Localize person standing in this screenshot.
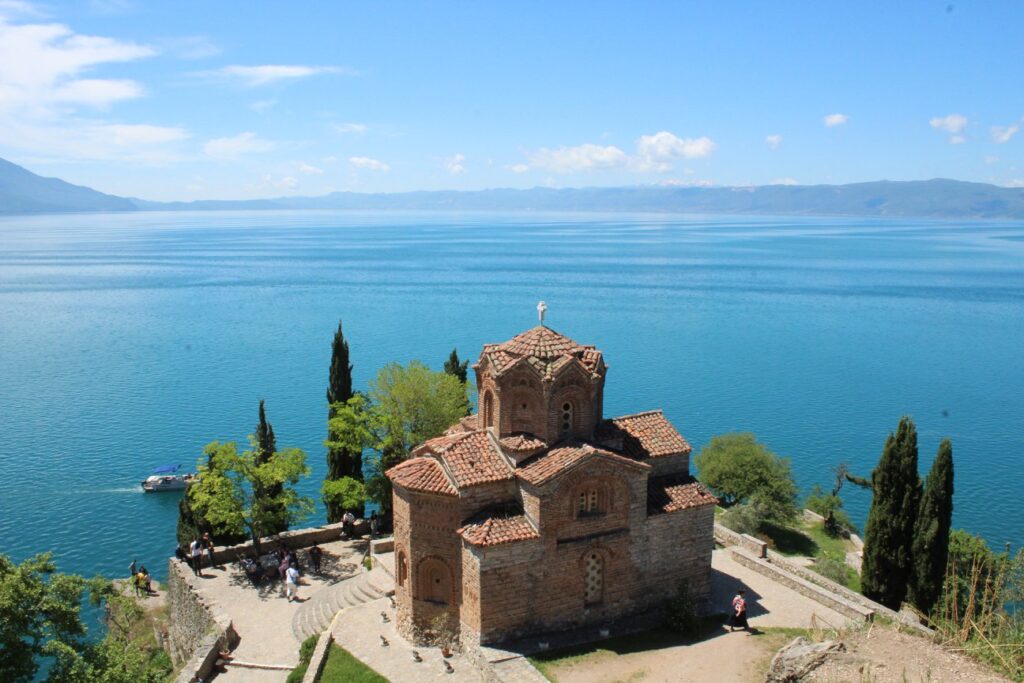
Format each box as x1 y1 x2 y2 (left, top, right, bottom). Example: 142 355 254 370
189 537 204 577
342 511 356 539
285 564 300 602
729 589 749 632
128 558 137 578
308 543 323 574
369 512 379 539
202 533 219 570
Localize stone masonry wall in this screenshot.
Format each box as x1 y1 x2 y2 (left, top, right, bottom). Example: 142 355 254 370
166 557 238 683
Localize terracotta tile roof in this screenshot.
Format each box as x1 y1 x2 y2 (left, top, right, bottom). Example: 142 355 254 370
500 433 547 452
480 326 603 378
516 442 649 486
598 410 692 459
458 513 539 547
386 457 456 497
647 476 718 514
446 414 479 435
418 430 513 488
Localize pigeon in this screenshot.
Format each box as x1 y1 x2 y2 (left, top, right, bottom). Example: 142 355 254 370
380 611 390 623
379 635 389 647
412 650 422 662
444 660 454 674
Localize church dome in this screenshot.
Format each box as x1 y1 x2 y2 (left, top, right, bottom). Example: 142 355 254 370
479 325 603 379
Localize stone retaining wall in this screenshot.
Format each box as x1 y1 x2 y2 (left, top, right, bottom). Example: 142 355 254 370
301 628 334 683
195 521 360 568
166 558 238 683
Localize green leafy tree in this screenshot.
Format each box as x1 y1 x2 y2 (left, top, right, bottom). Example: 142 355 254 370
443 347 469 385
909 439 955 614
325 321 359 522
694 432 799 524
189 439 314 556
366 361 469 518
861 416 922 609
324 394 377 517
255 400 288 535
176 447 247 547
322 476 369 514
0 556 169 683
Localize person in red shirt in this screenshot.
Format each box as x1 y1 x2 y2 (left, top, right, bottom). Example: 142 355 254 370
729 589 750 632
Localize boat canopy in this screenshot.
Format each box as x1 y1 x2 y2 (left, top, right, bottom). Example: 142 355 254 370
151 464 182 474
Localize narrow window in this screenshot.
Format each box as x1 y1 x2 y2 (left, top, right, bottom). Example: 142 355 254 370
584 552 603 605
397 551 408 587
483 391 494 428
577 488 600 516
560 401 574 436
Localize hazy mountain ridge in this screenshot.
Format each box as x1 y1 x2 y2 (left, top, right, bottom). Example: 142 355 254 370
3 157 1024 218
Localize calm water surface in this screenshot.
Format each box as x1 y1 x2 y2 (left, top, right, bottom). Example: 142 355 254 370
1 210 1022 582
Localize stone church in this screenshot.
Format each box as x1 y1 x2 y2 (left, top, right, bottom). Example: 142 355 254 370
386 322 717 645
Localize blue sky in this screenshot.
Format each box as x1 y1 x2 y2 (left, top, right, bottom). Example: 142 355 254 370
0 1 1022 201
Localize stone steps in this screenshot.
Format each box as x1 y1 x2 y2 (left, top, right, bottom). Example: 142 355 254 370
291 567 395 642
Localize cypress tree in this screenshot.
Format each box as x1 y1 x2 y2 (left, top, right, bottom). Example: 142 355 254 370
908 438 954 615
325 321 358 522
443 347 469 385
861 416 922 609
254 400 288 535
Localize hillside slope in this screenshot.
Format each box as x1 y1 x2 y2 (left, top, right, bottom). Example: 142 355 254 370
0 158 135 214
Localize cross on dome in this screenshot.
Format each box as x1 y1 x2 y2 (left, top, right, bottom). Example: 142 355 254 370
537 300 547 325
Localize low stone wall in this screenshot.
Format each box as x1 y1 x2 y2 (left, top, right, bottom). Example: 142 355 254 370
166 558 238 683
301 629 334 683
730 547 875 624
714 523 768 558
196 521 361 568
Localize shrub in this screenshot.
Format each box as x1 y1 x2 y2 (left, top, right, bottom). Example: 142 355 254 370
663 580 700 637
812 557 851 587
720 503 763 536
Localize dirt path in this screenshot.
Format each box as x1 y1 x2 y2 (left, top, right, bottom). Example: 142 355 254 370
546 628 788 683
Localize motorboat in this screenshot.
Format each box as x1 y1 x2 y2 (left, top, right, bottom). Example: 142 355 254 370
141 464 195 492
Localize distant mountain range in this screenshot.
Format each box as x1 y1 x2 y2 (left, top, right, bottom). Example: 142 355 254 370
3 156 1024 219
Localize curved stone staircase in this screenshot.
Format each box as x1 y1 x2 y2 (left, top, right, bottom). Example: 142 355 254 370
291 566 394 642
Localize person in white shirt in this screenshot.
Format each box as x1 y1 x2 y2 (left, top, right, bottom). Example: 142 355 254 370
285 565 300 602
189 538 203 577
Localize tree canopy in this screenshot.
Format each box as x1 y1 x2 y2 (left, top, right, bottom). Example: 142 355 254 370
189 439 313 556
694 432 798 524
443 347 469 385
909 438 955 614
861 416 922 609
325 321 359 521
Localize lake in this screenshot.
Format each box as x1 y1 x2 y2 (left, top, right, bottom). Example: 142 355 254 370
1 210 1022 582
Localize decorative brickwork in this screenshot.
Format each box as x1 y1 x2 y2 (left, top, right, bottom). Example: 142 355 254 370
387 325 716 646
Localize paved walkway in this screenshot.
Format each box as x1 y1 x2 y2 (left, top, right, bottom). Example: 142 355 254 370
186 538 368 682
332 597 486 683
709 548 850 630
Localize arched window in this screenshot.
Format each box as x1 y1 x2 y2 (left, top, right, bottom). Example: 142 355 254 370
577 489 600 517
560 401 574 437
584 552 603 605
482 391 494 428
397 551 408 588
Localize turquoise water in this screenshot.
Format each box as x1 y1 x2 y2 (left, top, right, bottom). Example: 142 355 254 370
1 211 1022 583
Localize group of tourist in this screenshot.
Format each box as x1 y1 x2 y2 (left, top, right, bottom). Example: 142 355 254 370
174 533 217 577
127 558 154 596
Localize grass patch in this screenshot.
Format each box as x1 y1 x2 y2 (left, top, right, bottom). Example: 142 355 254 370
528 620 722 681
285 635 320 683
760 521 818 556
319 643 387 683
758 519 861 589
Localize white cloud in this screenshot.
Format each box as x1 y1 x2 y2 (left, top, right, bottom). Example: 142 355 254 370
770 177 799 185
162 35 219 60
635 131 716 171
949 135 966 145
765 134 782 150
50 78 142 106
823 113 849 127
213 64 352 87
984 155 1000 165
507 163 530 174
297 162 323 175
100 123 189 145
0 1 44 18
249 99 276 112
930 114 968 134
1006 179 1024 188
660 178 713 187
203 131 274 160
529 143 628 173
991 123 1020 144
349 156 389 172
445 153 465 175
334 122 367 134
